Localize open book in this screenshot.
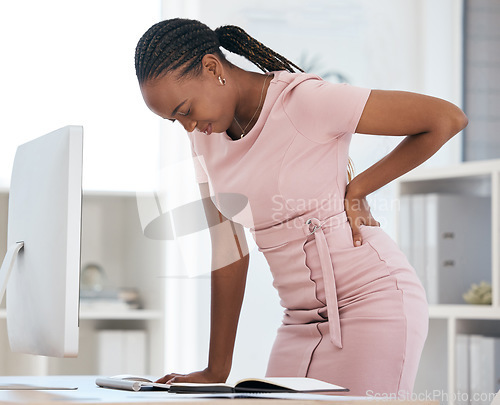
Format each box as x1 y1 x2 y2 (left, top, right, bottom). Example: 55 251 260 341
95 375 349 394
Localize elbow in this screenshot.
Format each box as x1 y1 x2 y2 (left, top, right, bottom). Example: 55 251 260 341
438 107 468 142
450 107 469 137
456 108 469 133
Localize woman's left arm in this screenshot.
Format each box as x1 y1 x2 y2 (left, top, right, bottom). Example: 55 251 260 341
345 89 468 246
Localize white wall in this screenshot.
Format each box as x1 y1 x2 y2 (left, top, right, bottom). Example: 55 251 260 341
0 0 162 192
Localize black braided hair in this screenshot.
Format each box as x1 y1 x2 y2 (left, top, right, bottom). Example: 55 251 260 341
135 18 303 84
215 25 303 74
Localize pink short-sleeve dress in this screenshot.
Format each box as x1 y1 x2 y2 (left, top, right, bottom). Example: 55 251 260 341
187 71 428 396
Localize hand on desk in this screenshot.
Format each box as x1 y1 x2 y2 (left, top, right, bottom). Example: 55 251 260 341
155 368 225 385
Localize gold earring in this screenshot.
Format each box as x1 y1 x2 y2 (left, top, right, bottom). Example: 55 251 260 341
218 76 226 85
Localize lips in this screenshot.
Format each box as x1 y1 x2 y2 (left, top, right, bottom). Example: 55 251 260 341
202 123 213 135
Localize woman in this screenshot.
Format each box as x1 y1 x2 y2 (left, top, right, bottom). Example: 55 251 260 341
135 18 467 396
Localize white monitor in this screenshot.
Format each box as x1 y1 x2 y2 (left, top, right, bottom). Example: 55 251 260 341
0 125 83 358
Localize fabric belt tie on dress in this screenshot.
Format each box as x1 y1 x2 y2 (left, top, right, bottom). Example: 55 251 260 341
251 211 347 350
305 216 343 349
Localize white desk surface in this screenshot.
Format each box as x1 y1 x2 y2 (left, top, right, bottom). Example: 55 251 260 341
0 376 440 405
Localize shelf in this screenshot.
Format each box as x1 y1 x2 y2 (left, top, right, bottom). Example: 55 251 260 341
80 309 163 320
0 188 147 199
399 158 500 404
399 158 500 182
82 189 139 198
0 309 163 321
5 305 498 321
1 189 167 376
9 305 500 320
429 304 500 320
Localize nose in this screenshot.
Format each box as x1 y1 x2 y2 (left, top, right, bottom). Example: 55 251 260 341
178 117 197 133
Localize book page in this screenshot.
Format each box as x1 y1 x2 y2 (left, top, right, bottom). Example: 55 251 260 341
234 377 348 392
168 382 234 394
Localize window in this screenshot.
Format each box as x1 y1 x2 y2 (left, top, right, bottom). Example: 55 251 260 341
463 0 500 161
0 0 162 191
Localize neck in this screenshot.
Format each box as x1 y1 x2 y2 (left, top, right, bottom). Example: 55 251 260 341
227 69 272 140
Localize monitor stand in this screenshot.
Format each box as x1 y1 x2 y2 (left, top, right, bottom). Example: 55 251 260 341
1 241 78 390
0 241 24 303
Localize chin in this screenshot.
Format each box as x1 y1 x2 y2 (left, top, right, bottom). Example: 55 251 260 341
213 123 230 135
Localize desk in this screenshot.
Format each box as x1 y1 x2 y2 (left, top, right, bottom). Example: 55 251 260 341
0 376 439 405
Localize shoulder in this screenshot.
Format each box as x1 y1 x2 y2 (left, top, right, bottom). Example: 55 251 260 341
272 71 372 143
280 72 367 102
274 71 370 114
273 71 325 99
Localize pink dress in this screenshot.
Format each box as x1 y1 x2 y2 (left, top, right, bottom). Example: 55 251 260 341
187 71 428 396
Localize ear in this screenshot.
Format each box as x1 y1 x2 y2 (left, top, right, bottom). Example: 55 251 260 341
201 54 224 81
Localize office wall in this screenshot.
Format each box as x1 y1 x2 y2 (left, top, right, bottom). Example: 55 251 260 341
0 0 162 192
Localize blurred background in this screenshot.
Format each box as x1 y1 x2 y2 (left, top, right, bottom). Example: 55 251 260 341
0 0 498 401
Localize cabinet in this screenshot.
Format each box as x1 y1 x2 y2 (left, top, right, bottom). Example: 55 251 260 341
396 159 500 404
0 189 167 376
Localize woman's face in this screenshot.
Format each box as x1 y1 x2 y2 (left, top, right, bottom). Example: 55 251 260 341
140 58 236 135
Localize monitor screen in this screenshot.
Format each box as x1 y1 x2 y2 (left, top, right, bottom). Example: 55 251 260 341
0 125 82 358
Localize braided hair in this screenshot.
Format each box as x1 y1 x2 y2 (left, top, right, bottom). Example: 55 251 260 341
134 18 355 182
135 18 303 84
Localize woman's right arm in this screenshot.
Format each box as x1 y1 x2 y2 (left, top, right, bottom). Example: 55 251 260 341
156 182 249 384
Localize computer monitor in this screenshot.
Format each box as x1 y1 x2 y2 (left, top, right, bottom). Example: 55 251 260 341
0 125 83 358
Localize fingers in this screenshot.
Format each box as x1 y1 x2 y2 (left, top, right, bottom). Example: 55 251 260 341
350 222 363 247
349 217 380 247
167 375 189 384
344 192 380 247
155 373 182 384
347 214 363 247
156 372 206 384
365 217 381 227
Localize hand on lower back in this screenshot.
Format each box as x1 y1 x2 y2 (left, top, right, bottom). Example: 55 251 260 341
344 193 380 247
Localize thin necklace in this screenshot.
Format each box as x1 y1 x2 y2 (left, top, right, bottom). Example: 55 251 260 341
233 74 270 139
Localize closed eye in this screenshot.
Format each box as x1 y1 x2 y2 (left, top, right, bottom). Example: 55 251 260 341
164 107 190 123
